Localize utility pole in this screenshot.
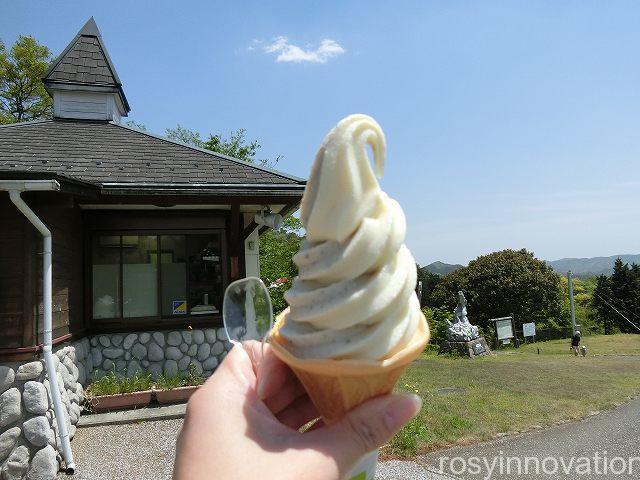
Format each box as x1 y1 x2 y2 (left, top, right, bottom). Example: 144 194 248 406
568 271 576 334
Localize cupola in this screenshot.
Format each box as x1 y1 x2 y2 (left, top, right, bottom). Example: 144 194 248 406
42 17 130 121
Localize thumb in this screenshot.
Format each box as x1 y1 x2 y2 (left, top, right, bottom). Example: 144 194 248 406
305 393 422 472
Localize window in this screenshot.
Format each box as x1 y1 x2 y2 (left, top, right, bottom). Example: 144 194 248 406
92 232 225 322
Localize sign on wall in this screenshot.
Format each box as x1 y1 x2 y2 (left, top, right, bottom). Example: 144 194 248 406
172 300 187 315
523 322 536 338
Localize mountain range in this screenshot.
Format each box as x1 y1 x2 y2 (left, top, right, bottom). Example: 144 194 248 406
422 254 640 277
545 254 640 276
422 261 464 275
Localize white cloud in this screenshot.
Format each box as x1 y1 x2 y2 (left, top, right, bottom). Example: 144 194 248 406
260 36 345 63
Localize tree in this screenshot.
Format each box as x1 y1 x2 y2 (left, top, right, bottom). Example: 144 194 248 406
165 124 203 147
592 259 640 334
165 124 280 167
0 36 52 124
591 275 616 334
259 216 304 314
415 266 442 307
430 249 563 336
558 275 598 334
125 120 147 131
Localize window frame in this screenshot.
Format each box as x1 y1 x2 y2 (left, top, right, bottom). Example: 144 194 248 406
88 228 228 332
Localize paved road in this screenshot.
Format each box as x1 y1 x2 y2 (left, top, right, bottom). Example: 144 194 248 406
62 397 639 479
378 396 640 480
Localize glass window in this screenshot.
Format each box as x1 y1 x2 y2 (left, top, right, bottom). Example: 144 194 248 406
122 235 158 318
160 235 187 316
187 234 223 315
91 232 224 321
92 235 121 319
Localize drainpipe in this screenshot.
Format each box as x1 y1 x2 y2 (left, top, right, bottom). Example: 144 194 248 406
1 180 76 475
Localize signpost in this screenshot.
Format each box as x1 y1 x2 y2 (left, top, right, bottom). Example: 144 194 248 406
522 322 536 341
490 315 518 348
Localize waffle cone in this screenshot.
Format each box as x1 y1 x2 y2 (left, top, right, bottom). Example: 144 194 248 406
269 309 430 424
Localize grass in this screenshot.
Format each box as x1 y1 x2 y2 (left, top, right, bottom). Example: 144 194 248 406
387 334 640 458
86 364 205 397
86 371 153 396
519 333 640 355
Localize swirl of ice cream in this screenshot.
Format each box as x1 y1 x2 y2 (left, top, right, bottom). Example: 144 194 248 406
279 114 422 360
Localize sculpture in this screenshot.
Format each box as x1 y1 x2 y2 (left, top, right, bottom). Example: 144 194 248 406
446 291 480 342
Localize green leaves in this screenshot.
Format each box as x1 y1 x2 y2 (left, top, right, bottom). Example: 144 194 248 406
165 124 281 167
259 216 304 315
0 35 52 124
430 249 563 338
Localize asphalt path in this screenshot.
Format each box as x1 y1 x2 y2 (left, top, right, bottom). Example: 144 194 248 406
378 396 640 480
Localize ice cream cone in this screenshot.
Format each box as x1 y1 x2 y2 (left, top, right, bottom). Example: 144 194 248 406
269 308 430 424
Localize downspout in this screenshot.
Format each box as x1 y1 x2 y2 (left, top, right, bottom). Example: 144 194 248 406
1 180 76 475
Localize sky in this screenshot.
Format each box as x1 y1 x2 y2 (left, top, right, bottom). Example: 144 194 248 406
3 1 640 265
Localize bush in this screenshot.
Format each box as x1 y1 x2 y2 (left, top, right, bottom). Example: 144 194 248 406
422 306 453 345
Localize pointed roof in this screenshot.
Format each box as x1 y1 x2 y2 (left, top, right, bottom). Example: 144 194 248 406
43 17 130 113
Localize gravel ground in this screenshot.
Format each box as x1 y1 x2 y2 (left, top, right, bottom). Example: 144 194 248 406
56 419 183 480
376 460 460 479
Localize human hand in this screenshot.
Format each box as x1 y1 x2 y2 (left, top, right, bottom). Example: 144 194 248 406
173 341 422 480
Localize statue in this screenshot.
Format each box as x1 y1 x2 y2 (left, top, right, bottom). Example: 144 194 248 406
446 291 480 342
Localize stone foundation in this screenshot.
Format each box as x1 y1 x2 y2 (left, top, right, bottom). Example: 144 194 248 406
0 340 88 480
440 337 492 358
88 328 232 380
0 327 232 479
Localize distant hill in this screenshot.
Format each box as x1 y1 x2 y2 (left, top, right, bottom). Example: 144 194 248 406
422 261 464 276
546 254 640 277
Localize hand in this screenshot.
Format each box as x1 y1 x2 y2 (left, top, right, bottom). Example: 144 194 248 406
173 341 422 480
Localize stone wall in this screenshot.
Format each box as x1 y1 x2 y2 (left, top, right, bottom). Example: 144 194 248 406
0 328 232 480
0 339 89 480
88 328 232 380
0 327 231 479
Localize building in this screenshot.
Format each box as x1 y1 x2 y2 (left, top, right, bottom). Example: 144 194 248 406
0 18 304 477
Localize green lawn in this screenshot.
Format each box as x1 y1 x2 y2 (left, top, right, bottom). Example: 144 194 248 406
519 333 640 355
387 334 640 458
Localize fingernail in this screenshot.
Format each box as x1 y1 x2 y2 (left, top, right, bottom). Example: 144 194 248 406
383 394 422 431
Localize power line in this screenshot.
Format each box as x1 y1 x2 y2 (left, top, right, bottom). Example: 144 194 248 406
593 293 640 333
595 294 640 322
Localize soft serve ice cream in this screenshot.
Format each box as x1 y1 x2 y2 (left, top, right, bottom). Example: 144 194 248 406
278 114 422 360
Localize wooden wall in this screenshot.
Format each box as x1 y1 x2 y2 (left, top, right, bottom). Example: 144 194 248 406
0 192 84 351
0 194 33 348
31 192 85 342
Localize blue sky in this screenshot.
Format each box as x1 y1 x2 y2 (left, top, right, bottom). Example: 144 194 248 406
3 1 640 265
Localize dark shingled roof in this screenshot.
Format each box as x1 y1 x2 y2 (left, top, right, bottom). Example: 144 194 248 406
43 17 130 113
0 119 305 191
46 36 117 85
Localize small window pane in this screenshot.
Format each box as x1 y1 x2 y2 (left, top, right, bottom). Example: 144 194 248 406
160 235 187 316
123 235 158 318
92 235 120 319
188 234 223 315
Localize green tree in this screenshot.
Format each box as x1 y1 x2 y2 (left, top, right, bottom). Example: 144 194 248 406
165 124 280 167
559 275 598 334
591 274 616 334
415 266 442 307
596 259 640 334
430 249 564 336
0 36 52 124
259 216 304 315
165 124 203 147
421 306 452 344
